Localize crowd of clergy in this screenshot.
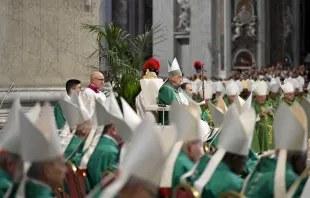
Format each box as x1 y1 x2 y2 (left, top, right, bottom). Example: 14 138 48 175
0 57 310 198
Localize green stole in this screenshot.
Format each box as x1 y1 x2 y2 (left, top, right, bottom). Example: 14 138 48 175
0 168 12 197
244 158 298 198
54 103 66 130
157 81 183 125
222 96 232 107
172 150 195 197
25 179 54 198
185 155 243 198
86 135 120 189
251 98 274 153
201 105 214 127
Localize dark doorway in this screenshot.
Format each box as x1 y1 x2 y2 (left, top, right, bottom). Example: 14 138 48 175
300 0 310 63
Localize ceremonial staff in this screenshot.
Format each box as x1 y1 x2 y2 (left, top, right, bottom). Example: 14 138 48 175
0 83 15 109
201 64 205 99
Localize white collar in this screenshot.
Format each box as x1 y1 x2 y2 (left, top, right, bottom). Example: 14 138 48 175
103 134 118 145
64 94 71 102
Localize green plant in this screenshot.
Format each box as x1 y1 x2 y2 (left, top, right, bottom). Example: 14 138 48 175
82 22 165 108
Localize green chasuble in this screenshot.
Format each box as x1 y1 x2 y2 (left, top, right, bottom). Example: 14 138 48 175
252 98 274 153
25 179 55 198
282 98 297 106
172 150 195 196
0 168 12 197
240 149 259 178
87 135 120 189
54 103 66 130
158 81 183 125
244 158 298 198
223 96 233 107
269 94 281 108
201 105 214 127
64 136 84 165
186 155 243 198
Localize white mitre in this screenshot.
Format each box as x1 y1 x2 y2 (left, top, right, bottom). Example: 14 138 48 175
189 104 256 194
273 102 308 198
59 92 91 129
98 119 177 198
20 103 62 162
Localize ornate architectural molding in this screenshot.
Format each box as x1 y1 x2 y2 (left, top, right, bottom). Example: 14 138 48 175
232 0 257 41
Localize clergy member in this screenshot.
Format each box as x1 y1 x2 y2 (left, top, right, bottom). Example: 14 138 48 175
199 83 214 127
281 82 296 106
157 58 188 125
83 71 107 116
54 79 82 130
15 103 67 198
252 81 275 153
180 104 256 198
223 82 239 107
159 102 208 198
91 119 177 198
0 99 26 197
243 102 308 198
59 92 92 165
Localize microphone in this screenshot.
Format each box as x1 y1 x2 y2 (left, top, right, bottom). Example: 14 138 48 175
0 83 15 109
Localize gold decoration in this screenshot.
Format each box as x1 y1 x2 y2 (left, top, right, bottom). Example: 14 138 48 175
143 69 158 79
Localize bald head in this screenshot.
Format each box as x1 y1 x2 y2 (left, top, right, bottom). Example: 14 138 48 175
90 71 104 89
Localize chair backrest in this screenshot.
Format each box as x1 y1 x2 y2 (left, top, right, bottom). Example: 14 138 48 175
218 191 247 198
174 183 201 198
65 161 86 198
140 79 163 106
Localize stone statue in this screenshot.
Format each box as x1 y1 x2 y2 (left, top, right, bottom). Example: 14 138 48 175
177 0 190 32
283 6 293 39
232 16 244 41
238 5 252 24
246 16 256 40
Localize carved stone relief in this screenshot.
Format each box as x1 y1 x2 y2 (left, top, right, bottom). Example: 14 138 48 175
176 0 190 33
232 0 257 41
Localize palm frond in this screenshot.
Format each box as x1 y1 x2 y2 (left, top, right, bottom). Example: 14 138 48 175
82 22 165 107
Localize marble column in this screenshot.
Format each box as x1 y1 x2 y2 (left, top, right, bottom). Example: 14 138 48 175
223 0 232 77
292 0 300 66
189 0 214 79
153 0 174 77
257 0 266 68
99 0 112 71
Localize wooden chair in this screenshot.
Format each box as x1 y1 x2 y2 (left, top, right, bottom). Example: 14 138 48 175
219 191 247 198
65 161 87 198
174 183 201 198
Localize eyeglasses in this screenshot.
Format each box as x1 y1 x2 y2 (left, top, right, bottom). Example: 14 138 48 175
94 78 105 81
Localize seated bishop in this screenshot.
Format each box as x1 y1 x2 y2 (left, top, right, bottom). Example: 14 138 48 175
243 102 308 198
83 94 134 190
87 118 178 198
14 103 67 198
179 103 256 198
223 82 240 107
159 102 210 198
0 98 40 197
157 58 189 125
59 92 94 166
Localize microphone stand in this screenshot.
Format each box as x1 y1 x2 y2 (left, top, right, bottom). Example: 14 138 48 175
0 83 15 109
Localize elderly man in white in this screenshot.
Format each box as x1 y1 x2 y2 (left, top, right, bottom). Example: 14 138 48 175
83 71 107 116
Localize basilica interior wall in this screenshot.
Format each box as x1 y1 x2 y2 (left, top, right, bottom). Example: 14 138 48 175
0 0 100 88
